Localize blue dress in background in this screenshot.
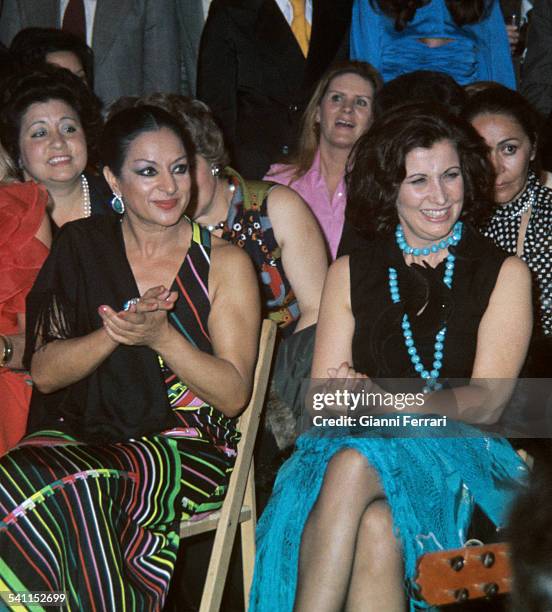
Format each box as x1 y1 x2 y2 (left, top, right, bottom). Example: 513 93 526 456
350 0 515 87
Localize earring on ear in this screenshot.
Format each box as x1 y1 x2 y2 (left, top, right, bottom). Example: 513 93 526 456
211 163 222 177
110 193 125 215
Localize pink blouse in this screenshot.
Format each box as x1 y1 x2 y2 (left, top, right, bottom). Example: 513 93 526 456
265 150 346 260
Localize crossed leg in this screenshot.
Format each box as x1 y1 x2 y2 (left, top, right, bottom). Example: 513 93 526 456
294 448 405 612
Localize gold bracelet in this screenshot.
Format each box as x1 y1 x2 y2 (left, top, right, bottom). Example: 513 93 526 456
0 334 14 367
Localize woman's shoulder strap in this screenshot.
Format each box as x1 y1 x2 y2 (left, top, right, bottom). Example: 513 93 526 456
190 219 212 249
225 166 273 210
243 179 274 210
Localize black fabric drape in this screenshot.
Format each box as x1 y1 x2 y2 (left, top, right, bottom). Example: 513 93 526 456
25 215 177 443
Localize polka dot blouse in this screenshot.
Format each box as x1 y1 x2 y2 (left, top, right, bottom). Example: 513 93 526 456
483 172 552 336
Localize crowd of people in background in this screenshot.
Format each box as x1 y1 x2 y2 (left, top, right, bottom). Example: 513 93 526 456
0 0 551 611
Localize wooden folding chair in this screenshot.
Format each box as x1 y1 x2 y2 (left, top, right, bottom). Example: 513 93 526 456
179 319 277 612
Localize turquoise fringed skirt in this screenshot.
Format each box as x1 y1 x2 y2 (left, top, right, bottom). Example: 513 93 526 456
250 420 527 611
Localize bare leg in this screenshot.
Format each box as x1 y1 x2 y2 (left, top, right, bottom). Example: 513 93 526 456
345 500 405 612
294 448 403 612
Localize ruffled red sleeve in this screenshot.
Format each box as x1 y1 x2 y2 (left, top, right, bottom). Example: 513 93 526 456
0 181 49 334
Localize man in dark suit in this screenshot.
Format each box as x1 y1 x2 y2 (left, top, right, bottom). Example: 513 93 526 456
0 0 199 106
197 0 353 179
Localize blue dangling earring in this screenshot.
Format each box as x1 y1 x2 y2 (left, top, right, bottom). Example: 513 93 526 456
111 193 125 215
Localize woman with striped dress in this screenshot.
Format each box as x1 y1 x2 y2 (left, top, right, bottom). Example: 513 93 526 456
0 105 260 610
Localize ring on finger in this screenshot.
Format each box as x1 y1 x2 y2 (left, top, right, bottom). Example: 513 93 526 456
123 297 141 311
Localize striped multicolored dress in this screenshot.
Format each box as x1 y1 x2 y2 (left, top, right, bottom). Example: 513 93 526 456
0 222 240 611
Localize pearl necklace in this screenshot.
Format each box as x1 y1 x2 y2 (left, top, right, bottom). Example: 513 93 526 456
395 221 463 256
205 220 226 233
203 181 235 233
500 182 536 219
81 174 91 218
389 223 462 393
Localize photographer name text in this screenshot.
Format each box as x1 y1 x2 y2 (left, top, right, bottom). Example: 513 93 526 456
312 414 447 428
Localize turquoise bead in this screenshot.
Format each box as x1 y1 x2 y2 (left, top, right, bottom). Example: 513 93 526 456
388 228 460 391
395 221 462 257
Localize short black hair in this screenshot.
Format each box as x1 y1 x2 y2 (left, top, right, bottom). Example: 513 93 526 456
100 105 194 177
10 27 94 86
463 84 540 148
107 93 230 167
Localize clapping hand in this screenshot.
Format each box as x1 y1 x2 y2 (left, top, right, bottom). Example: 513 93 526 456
98 285 178 348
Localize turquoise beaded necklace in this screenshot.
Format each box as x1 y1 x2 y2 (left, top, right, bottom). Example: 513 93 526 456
388 221 463 393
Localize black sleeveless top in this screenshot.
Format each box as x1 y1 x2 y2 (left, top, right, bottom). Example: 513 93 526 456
350 224 509 379
25 215 218 443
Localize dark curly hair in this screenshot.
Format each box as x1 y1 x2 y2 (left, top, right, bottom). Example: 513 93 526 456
371 0 492 30
107 93 229 168
10 27 94 86
0 65 102 174
345 102 495 239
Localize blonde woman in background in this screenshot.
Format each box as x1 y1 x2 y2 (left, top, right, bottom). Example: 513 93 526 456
266 61 382 260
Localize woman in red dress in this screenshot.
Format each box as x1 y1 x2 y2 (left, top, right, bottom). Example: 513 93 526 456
0 178 50 454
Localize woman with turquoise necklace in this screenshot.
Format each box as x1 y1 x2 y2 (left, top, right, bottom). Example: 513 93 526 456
250 103 532 611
